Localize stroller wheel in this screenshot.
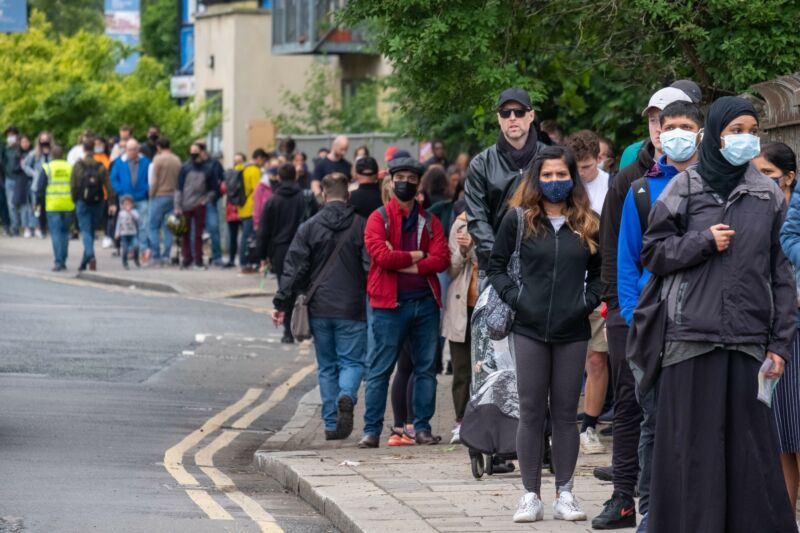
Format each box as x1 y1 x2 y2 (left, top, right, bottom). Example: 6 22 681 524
484 454 494 476
470 454 485 479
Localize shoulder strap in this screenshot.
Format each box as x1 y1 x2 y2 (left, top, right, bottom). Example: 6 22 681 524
514 207 524 253
631 176 651 234
378 205 389 235
305 216 359 302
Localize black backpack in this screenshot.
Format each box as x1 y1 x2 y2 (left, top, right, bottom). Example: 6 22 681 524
225 166 248 207
630 176 652 233
79 160 104 203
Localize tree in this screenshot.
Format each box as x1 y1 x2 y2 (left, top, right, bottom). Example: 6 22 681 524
341 0 800 150
270 61 390 135
28 0 104 36
141 0 180 72
0 11 215 155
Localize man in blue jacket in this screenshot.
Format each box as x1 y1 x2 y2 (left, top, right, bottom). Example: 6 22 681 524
616 100 703 532
111 139 151 256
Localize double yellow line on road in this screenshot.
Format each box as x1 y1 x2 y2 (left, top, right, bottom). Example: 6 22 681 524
163 363 316 532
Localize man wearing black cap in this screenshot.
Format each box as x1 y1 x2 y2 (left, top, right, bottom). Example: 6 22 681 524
349 156 383 218
360 156 451 448
465 87 545 280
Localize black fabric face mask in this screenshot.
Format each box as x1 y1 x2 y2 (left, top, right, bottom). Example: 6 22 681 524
393 181 417 202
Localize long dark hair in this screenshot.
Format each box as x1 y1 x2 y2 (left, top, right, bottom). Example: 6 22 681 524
760 142 797 175
509 145 598 253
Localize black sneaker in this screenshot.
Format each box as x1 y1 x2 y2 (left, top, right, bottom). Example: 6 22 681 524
593 465 613 482
335 396 354 439
592 491 636 529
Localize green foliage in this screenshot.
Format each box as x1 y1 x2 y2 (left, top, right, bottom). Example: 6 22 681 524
0 12 213 155
270 61 389 135
28 0 104 36
141 0 180 72
342 0 800 151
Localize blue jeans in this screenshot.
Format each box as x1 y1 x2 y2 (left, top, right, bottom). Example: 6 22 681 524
637 386 658 515
148 196 173 260
134 199 149 251
205 198 222 261
310 318 367 431
239 217 253 266
120 235 139 266
46 211 71 267
363 297 440 436
75 200 104 261
6 178 22 235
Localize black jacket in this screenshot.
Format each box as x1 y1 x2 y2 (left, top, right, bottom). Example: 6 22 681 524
599 139 655 308
488 209 602 343
641 165 795 360
348 182 383 219
256 181 317 275
465 142 545 270
274 202 369 321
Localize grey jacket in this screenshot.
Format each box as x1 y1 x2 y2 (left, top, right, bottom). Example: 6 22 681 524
640 165 796 361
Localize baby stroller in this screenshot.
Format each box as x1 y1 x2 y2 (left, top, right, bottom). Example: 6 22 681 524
460 288 519 479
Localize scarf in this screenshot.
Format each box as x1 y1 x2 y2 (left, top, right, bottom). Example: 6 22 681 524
697 96 758 198
497 124 539 171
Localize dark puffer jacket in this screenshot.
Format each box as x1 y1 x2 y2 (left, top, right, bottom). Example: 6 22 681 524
273 202 369 321
465 142 546 271
641 165 796 360
488 209 602 343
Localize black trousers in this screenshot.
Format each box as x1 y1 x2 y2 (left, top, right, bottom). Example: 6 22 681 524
649 349 795 533
606 306 642 498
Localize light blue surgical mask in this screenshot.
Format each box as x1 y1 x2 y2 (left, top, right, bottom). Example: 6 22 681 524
720 133 760 166
660 128 699 162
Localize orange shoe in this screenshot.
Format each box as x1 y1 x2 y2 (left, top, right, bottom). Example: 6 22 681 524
387 429 415 446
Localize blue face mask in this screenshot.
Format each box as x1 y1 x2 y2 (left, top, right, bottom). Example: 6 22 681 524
719 133 760 166
539 178 573 203
660 128 698 162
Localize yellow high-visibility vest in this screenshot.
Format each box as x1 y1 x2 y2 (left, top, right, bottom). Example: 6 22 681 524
44 160 75 212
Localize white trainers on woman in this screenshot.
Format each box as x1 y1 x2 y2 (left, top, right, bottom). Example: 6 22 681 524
553 491 587 521
513 492 544 523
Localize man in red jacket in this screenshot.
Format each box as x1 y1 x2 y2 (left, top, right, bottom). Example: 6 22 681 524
359 157 451 448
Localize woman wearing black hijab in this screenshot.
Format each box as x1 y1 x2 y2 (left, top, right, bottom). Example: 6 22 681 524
640 96 797 532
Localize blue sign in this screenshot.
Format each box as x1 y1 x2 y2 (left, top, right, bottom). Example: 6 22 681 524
180 26 195 74
105 0 141 74
0 0 27 33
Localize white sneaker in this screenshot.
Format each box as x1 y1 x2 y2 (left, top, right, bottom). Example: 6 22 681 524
23 228 32 238
101 236 113 249
513 492 543 523
35 228 43 239
580 427 606 454
449 424 461 444
553 491 587 521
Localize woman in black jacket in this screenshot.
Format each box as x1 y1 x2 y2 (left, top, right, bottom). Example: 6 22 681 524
641 97 796 533
489 145 601 524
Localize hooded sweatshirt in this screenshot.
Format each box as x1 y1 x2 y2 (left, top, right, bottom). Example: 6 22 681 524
274 202 369 321
617 155 682 323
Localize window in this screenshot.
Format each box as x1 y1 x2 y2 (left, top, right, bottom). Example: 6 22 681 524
206 90 223 158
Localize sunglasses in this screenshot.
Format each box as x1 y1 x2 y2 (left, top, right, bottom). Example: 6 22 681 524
498 108 529 119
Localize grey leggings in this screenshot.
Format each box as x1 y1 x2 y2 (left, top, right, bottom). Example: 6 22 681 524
513 333 587 495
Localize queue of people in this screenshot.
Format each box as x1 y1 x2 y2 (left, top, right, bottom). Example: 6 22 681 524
6 83 800 532
267 84 800 533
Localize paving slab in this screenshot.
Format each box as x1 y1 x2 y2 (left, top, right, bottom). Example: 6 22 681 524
255 371 636 533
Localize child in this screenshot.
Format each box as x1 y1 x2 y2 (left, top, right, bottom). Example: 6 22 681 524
115 194 140 269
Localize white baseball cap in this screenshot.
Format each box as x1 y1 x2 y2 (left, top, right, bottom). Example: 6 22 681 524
641 87 693 116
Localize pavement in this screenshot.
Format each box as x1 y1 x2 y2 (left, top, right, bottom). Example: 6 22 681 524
0 234 277 304
255 377 633 533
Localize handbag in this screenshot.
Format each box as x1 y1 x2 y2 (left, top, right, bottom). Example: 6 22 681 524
290 216 357 341
485 207 524 340
625 273 677 399
626 172 690 399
